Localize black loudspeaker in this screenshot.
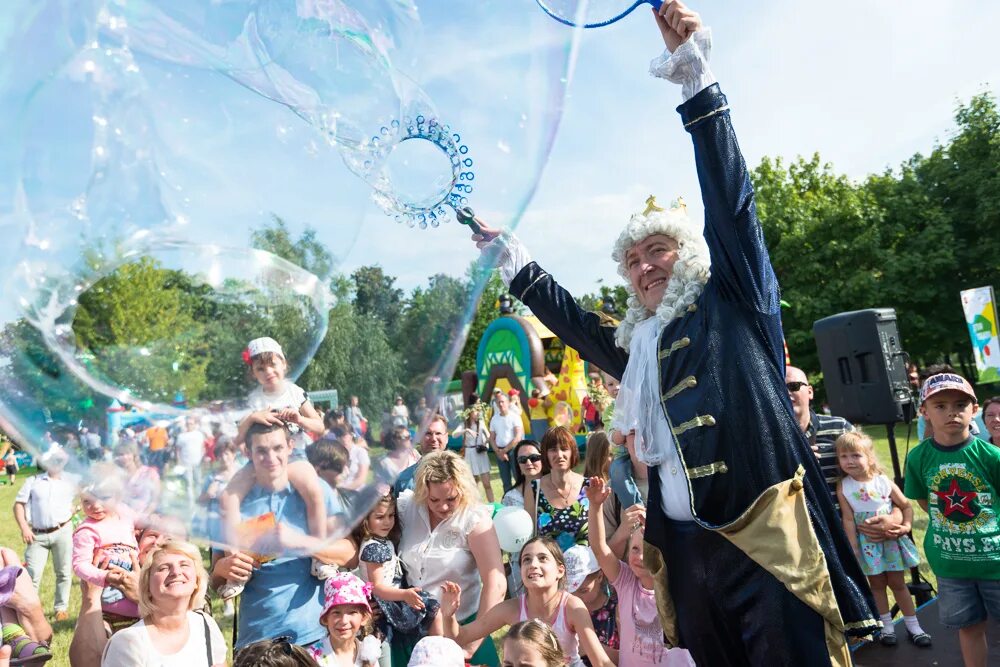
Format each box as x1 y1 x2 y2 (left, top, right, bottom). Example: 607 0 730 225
812 308 912 424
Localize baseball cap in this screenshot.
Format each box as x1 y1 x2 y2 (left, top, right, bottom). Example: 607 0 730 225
920 373 977 404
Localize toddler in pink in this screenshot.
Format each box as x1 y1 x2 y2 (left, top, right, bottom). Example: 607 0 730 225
72 478 140 627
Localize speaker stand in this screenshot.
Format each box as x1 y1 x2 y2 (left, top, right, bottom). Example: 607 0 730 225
885 422 936 608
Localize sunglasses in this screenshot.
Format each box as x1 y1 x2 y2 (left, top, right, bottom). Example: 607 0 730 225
517 454 542 464
786 381 809 392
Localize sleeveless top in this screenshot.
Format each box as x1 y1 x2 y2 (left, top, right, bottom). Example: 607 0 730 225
518 593 584 667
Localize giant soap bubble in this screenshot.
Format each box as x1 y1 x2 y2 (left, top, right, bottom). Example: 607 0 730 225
0 0 581 554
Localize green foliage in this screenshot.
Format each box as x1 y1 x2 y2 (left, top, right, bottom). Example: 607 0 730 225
352 265 404 332
72 257 211 404
576 281 630 319
753 154 886 375
753 91 1000 384
393 273 469 396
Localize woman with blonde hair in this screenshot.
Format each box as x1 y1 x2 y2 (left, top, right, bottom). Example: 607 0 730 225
101 540 227 666
397 451 505 667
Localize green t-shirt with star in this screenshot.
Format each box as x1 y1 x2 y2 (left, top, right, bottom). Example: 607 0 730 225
904 436 1000 579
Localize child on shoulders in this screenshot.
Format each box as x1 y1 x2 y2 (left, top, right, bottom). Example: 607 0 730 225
218 337 330 600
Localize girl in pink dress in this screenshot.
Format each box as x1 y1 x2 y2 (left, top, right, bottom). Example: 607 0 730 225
586 477 695 667
72 477 140 632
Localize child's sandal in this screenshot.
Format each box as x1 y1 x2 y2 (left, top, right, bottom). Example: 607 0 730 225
906 630 932 648
2 625 53 666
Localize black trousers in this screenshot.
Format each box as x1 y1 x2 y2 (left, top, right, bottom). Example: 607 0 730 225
660 518 836 667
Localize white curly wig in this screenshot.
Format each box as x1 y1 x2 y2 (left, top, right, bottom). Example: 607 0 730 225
611 206 711 349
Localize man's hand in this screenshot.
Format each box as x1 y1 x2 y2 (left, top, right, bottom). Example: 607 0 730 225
106 551 142 602
470 219 502 249
19 528 34 545
213 551 255 584
654 1 702 53
858 511 904 543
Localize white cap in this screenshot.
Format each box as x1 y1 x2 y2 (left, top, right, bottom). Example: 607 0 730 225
407 637 465 667
563 544 601 593
246 337 284 359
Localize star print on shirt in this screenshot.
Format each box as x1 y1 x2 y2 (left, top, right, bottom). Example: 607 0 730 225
933 478 977 518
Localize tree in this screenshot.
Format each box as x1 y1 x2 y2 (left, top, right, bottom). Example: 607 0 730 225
251 215 334 280
752 154 887 375
352 265 404 332
394 273 469 394
72 258 211 404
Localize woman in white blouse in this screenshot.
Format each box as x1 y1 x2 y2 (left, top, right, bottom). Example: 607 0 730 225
398 451 505 667
102 540 226 667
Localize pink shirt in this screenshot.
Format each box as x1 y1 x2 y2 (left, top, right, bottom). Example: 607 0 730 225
72 505 140 617
612 562 695 667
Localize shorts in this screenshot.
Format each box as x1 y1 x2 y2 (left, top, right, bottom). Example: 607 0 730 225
937 577 1000 628
5 465 15 475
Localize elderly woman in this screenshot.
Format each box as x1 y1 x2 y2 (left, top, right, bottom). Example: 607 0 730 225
102 539 227 666
114 443 161 516
524 427 589 551
397 451 505 667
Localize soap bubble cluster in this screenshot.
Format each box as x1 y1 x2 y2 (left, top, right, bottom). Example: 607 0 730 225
0 0 580 551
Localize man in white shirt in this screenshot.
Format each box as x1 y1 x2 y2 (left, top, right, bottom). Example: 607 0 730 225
489 393 523 493
12 448 76 620
174 417 207 508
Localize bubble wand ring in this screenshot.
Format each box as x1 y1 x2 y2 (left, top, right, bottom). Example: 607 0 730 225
366 115 474 230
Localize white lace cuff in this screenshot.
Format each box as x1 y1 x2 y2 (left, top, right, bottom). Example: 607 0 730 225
649 28 715 101
482 230 532 287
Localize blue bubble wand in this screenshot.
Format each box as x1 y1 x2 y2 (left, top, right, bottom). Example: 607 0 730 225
536 0 662 29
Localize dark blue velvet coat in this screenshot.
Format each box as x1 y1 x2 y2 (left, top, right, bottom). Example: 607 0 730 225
508 84 877 636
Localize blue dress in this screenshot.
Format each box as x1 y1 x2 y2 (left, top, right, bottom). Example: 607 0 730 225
360 537 439 639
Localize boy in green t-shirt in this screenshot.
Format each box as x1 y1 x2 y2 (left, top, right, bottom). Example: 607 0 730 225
904 372 1000 667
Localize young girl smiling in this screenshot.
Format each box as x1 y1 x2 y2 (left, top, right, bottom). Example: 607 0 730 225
439 536 614 667
355 494 442 641
310 573 383 667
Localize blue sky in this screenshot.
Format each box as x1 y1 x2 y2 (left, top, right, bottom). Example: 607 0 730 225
2 0 999 323
356 0 1000 298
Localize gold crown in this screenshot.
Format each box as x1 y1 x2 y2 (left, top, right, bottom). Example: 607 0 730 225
642 194 687 216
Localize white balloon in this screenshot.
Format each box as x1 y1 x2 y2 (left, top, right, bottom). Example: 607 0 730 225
493 507 534 554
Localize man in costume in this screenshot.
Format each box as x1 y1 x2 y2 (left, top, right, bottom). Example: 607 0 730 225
470 3 877 664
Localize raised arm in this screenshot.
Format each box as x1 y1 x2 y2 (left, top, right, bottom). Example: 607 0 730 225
438 582 517 648
585 477 622 583
469 220 628 379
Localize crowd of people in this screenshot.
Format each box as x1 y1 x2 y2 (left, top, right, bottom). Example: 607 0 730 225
1 3 999 667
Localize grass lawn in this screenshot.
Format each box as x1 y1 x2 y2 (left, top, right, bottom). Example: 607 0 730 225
0 427 933 665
